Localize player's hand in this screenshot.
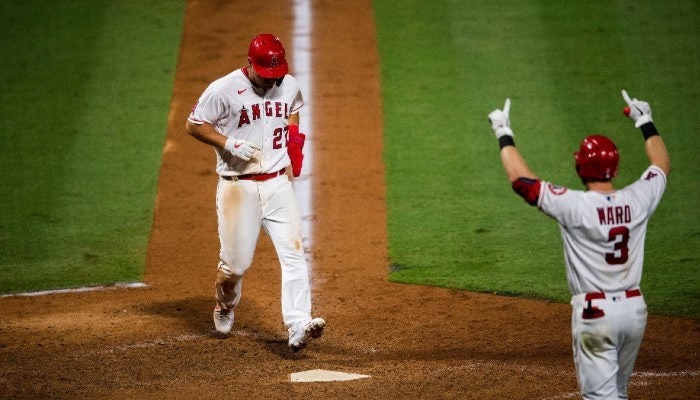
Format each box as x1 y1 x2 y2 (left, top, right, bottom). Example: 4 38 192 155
225 138 261 161
621 90 653 128
488 98 514 138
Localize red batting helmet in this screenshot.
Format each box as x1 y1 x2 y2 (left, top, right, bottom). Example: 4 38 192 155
574 135 619 181
248 34 289 78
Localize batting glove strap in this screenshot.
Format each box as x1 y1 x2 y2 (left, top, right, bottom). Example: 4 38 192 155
499 135 515 149
634 112 653 128
640 122 659 140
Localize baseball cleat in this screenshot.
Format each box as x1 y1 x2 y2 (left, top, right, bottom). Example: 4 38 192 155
213 307 234 334
288 317 326 352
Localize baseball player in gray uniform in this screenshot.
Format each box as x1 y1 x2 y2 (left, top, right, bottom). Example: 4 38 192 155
185 33 324 352
487 90 670 399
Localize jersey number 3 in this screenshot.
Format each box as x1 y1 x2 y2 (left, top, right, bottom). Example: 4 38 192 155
606 226 630 264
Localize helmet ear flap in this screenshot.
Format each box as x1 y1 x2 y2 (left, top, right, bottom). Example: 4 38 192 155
574 151 582 176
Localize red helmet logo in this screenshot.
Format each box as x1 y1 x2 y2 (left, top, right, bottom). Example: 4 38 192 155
574 135 619 181
247 34 289 78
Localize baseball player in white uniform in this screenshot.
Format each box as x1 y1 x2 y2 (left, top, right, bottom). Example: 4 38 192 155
487 90 670 399
185 33 325 352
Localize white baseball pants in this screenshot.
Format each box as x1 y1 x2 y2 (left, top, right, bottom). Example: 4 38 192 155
214 174 312 328
570 292 647 400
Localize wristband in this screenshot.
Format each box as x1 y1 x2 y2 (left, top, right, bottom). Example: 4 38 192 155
640 122 659 140
499 135 515 149
224 136 236 153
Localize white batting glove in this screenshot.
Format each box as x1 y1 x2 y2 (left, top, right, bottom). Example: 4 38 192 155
224 137 261 161
621 90 653 128
488 98 514 138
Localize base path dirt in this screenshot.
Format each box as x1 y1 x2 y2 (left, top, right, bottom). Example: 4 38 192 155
0 1 697 399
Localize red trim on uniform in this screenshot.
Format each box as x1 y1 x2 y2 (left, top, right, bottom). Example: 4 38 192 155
584 289 641 301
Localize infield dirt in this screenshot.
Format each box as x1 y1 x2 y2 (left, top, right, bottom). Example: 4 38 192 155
0 1 697 399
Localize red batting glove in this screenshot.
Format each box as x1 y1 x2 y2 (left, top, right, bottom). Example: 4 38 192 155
287 124 305 177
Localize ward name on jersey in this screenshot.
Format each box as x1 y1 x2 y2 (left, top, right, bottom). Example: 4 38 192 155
597 205 631 226
533 165 667 294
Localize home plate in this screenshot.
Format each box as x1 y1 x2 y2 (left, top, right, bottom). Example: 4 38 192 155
290 369 371 382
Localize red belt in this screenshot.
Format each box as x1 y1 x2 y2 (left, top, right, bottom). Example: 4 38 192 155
584 289 641 301
223 168 286 182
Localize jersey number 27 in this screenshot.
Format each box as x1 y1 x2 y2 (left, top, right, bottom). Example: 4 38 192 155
272 126 289 149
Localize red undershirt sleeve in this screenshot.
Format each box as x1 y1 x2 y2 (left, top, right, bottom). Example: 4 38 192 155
512 177 541 206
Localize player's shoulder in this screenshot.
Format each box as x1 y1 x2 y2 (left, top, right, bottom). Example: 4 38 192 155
623 165 666 189
640 165 667 183
279 74 299 88
282 73 298 83
540 181 576 197
208 69 246 89
619 165 667 198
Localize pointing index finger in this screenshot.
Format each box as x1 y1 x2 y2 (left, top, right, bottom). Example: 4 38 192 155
621 90 632 105
503 98 511 115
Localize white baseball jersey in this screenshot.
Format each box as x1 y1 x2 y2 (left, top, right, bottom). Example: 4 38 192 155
188 67 317 335
187 68 304 176
536 165 667 295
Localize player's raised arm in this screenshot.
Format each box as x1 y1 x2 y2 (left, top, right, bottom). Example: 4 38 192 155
621 90 671 175
487 98 538 183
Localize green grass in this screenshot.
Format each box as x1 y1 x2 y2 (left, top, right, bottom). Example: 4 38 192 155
0 1 186 293
374 0 699 318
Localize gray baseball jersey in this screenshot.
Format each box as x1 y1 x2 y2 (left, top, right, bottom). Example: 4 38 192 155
537 165 667 294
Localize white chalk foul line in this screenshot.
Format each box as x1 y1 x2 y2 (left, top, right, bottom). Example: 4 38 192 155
1 282 148 298
633 370 700 378
538 370 700 400
96 334 204 354
90 329 269 355
76 331 699 391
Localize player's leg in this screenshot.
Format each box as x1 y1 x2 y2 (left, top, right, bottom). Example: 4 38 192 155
215 261 244 311
260 176 313 327
571 298 620 400
615 297 647 399
213 179 263 332
260 176 324 350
